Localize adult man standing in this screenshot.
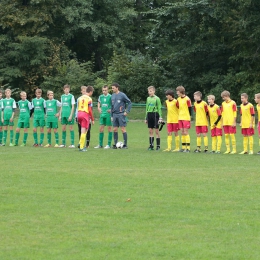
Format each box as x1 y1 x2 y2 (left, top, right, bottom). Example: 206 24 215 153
111 83 132 149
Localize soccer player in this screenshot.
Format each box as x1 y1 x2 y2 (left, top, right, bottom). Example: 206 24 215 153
145 86 163 151
1 88 16 146
94 85 112 149
176 86 192 152
0 90 3 146
239 93 255 155
163 89 179 152
254 93 260 155
59 84 75 148
31 88 46 147
14 91 32 146
207 95 222 153
111 82 132 149
77 85 94 152
221 90 237 154
193 91 209 153
44 90 61 147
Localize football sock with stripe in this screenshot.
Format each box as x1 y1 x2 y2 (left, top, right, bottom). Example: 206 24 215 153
186 135 190 150
167 136 172 150
181 135 186 149
55 132 59 144
10 130 14 143
212 136 217 151
62 131 66 145
47 132 51 144
40 133 44 145
156 137 160 148
3 130 7 144
15 132 20 145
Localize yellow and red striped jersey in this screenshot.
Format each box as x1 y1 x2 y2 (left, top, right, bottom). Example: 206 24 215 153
208 104 222 129
221 100 237 126
78 95 92 113
176 96 191 121
194 101 208 126
240 102 255 128
165 99 178 123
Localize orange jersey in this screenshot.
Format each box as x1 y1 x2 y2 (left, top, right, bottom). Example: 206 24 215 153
221 100 237 126
240 102 255 128
176 96 191 121
257 104 260 122
208 104 222 129
194 101 208 126
165 99 178 123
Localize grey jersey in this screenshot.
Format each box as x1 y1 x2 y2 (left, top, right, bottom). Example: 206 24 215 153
111 92 132 116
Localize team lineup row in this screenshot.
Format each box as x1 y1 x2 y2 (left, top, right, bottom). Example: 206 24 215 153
0 84 260 154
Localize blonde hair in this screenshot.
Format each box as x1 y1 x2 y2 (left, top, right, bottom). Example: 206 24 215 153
20 91 26 96
5 88 11 94
207 95 215 100
241 93 248 99
148 86 155 91
194 91 202 98
81 86 87 91
221 90 230 97
47 90 53 96
176 86 185 94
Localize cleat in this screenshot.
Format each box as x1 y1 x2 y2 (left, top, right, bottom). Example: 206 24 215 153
104 145 110 149
172 148 179 152
79 148 87 152
38 144 43 147
122 145 128 149
249 151 253 155
44 144 51 148
184 149 190 153
54 144 59 148
59 144 66 148
257 151 260 155
204 149 208 153
2 143 5 146
20 143 26 147
230 150 237 154
224 150 230 154
147 147 154 151
194 149 201 153
210 151 215 153
163 148 171 152
179 149 185 152
9 143 14 147
94 145 103 148
156 146 160 151
239 151 248 154
77 144 80 149
69 145 75 148
33 143 38 147
112 145 117 149
215 151 221 154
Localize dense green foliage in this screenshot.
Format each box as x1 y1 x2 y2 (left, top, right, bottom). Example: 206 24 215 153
0 0 260 101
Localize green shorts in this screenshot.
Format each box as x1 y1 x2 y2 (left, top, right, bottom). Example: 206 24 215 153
99 114 112 126
61 117 74 125
0 119 3 127
3 119 14 126
46 121 58 129
17 120 30 128
33 119 45 128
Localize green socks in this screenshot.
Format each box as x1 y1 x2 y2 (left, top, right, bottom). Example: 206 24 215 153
62 131 66 145
55 132 59 144
15 132 20 145
70 131 74 145
99 132 104 146
40 133 44 145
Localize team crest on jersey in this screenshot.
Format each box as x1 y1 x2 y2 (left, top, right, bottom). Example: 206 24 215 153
118 100 120 103
49 103 51 106
65 98 67 101
104 98 106 102
22 104 24 107
37 102 39 105
7 102 9 105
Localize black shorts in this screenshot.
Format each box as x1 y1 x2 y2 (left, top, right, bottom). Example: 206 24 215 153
147 112 159 129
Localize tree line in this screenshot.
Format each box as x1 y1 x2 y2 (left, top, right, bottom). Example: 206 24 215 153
0 0 260 103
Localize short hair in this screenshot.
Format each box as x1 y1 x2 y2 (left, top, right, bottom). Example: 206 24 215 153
103 85 108 89
86 85 94 93
221 90 230 97
241 93 248 99
81 86 87 91
255 93 260 99
47 90 53 96
194 91 202 98
35 88 42 94
148 86 155 91
176 86 185 94
63 84 70 89
20 91 26 96
165 89 174 98
207 95 215 100
5 88 11 93
111 82 120 90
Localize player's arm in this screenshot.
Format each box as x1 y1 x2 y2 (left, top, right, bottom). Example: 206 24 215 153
214 107 222 126
124 94 132 115
56 100 62 117
10 100 16 122
69 96 75 121
250 105 255 128
187 99 192 118
88 101 94 124
1 103 4 123
204 103 209 117
28 102 32 110
30 101 34 117
157 97 163 121
97 96 101 113
232 102 237 127
145 97 149 123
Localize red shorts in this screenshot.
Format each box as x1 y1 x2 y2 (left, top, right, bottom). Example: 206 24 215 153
211 127 222 137
77 111 90 129
178 120 190 129
167 123 179 133
241 128 254 136
258 122 260 135
223 125 236 134
195 126 208 134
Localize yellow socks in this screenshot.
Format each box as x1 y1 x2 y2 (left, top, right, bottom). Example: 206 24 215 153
217 136 222 152
249 136 253 152
175 136 180 150
212 136 217 151
230 133 236 152
204 136 208 149
197 136 201 148
243 136 248 152
181 135 186 149
79 133 86 149
186 135 190 150
225 134 230 152
167 136 172 150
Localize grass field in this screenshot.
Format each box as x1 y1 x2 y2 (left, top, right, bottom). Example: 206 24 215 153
1 121 260 259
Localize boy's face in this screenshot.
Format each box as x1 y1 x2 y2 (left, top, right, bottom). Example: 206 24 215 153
148 89 155 96
102 88 108 95
194 94 201 101
88 91 93 97
207 98 214 105
0 93 2 99
64 87 70 94
81 89 86 95
176 91 182 97
48 93 54 100
166 94 173 101
20 93 26 100
254 96 260 104
222 95 229 101
5 90 11 97
36 92 42 98
241 95 247 104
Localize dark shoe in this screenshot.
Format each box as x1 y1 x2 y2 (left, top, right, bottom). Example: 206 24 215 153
148 147 154 151
112 145 117 149
122 145 128 149
194 149 201 153
156 146 160 151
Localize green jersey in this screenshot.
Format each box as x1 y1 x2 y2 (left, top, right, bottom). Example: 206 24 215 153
61 93 75 118
0 98 2 120
32 97 45 120
18 99 31 122
2 98 16 120
98 94 111 115
46 99 61 122
145 95 162 118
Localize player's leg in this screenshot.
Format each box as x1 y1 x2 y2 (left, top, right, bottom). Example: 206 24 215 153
147 113 155 150
15 125 21 146
86 123 91 148
202 129 208 152
211 128 217 153
95 122 104 148
164 124 172 151
172 130 180 152
155 128 160 150
45 123 52 147
240 133 248 154
148 127 154 150
61 120 67 147
183 123 191 152
195 132 201 152
2 124 8 146
79 126 87 151
53 123 59 147
0 125 3 145
22 127 29 146
248 129 254 154
118 114 128 149
223 126 230 154
39 124 45 147
216 129 222 153
106 115 113 148
33 119 39 146
112 115 119 149
230 126 236 154
9 123 14 146
69 123 75 148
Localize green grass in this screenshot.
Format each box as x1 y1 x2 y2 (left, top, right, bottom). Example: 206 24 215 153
1 122 260 259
